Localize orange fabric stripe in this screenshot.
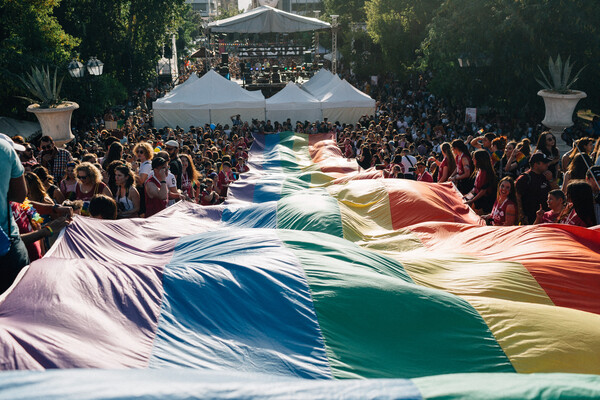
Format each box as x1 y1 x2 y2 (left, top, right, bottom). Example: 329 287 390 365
410 223 600 315
385 181 484 230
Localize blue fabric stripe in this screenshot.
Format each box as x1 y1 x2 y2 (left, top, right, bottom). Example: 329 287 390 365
148 230 332 379
252 134 284 203
221 202 278 228
0 369 424 400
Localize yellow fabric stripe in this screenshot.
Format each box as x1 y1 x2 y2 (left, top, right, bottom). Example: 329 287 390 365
464 295 600 374
327 180 394 242
360 232 554 306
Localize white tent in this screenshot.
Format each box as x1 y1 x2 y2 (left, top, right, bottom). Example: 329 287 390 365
153 70 266 128
208 6 331 33
266 82 322 123
301 68 334 95
307 74 342 101
320 79 376 124
168 73 199 96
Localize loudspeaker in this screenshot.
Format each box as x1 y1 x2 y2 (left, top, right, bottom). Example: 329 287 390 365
221 53 229 64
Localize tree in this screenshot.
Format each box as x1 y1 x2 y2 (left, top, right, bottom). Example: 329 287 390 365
0 0 79 117
55 0 187 90
365 0 443 75
421 0 600 113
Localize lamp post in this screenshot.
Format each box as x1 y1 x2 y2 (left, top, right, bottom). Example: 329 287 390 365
68 56 104 78
331 15 339 75
68 57 104 115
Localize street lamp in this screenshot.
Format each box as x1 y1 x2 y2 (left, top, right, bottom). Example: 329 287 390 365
68 57 104 78
67 60 85 78
86 57 104 76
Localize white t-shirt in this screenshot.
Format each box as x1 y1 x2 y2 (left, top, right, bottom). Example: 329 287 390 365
401 154 417 177
138 160 152 183
149 170 177 206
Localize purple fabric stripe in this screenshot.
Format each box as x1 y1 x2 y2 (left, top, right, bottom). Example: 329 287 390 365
0 257 163 369
0 202 225 370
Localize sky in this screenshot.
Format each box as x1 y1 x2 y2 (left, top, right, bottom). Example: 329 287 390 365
238 0 251 11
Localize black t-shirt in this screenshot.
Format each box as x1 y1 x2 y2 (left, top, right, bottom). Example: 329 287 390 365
515 171 550 224
169 157 183 189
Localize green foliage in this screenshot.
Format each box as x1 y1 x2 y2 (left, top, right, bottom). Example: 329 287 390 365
0 0 79 116
421 0 600 113
536 55 585 94
18 66 65 108
55 0 187 90
214 5 241 21
365 0 443 75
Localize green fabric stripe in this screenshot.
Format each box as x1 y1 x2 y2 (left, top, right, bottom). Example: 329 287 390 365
276 189 343 238
281 176 311 198
413 373 600 399
279 230 514 379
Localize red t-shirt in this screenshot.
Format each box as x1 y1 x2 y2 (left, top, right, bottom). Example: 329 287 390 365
144 176 167 217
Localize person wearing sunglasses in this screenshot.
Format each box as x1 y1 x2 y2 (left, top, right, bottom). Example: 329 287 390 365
133 142 153 185
74 162 112 216
36 136 73 182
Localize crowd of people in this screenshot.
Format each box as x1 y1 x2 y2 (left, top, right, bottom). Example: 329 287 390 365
340 114 600 227
2 69 600 294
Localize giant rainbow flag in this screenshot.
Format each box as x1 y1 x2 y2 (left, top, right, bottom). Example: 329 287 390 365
0 132 599 399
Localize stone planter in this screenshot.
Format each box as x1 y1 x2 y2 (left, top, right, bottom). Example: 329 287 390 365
538 89 586 134
27 102 79 147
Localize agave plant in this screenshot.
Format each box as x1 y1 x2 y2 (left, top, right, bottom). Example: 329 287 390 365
18 66 65 108
536 55 585 94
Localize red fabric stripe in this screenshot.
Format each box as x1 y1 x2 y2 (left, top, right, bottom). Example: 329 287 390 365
411 222 600 315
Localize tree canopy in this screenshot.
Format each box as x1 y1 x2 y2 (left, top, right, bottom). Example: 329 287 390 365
420 0 600 112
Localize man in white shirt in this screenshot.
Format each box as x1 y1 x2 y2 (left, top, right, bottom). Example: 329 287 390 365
400 147 417 180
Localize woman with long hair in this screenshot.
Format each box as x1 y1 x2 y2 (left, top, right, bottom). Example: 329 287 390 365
534 131 561 188
106 159 126 196
562 153 593 193
60 161 79 201
437 142 456 183
482 176 518 226
450 139 474 194
464 149 497 214
32 165 65 204
518 138 532 159
498 141 527 179
114 164 140 218
74 162 112 216
562 137 594 171
24 172 54 205
102 142 124 171
558 181 597 227
180 153 200 201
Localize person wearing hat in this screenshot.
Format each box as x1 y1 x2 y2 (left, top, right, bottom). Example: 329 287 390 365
164 140 182 190
515 152 551 224
586 166 600 224
0 134 28 292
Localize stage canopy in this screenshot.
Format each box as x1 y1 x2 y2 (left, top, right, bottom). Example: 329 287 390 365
266 82 322 123
207 5 331 33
